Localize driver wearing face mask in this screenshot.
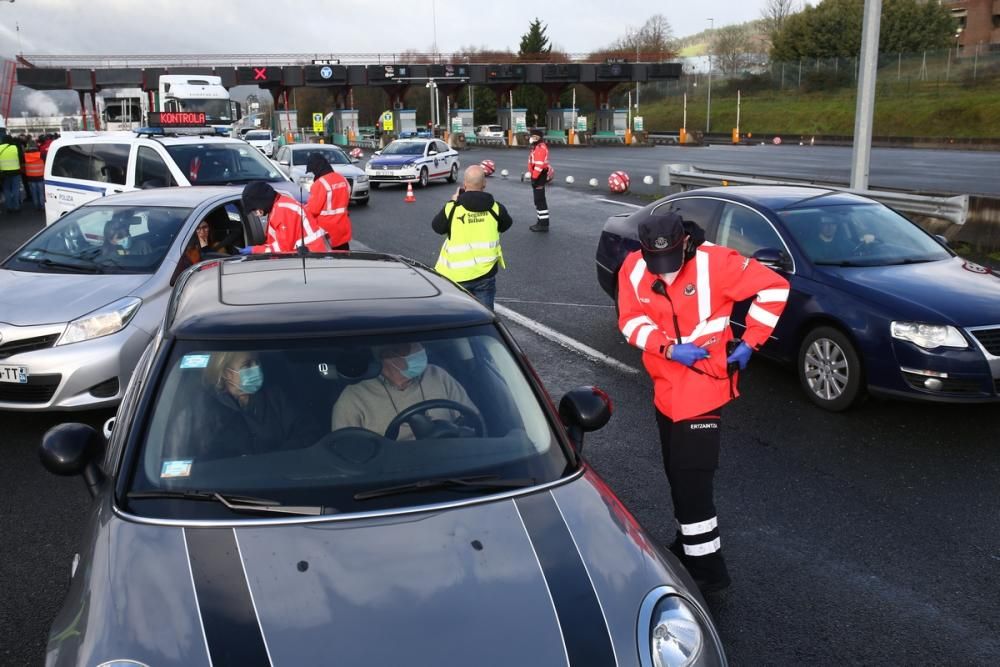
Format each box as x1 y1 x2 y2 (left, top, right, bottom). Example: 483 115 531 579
163 350 311 461
331 342 477 440
101 218 152 259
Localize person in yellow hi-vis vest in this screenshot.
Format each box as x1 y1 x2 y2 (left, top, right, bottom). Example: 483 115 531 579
432 165 513 311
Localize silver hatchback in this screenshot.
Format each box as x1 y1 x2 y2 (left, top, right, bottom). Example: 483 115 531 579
0 187 263 411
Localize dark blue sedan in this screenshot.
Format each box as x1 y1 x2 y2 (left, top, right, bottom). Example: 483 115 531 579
596 186 1000 411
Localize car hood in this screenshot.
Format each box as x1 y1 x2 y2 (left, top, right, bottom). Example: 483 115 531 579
59 473 695 666
0 269 150 325
369 154 420 167
816 256 1000 327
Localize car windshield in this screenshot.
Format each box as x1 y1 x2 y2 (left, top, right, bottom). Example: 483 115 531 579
128 327 571 519
177 99 232 123
3 205 191 275
381 142 425 156
779 204 952 266
292 147 351 166
245 131 272 141
165 143 284 184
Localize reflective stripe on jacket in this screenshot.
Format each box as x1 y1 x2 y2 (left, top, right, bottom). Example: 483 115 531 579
24 151 44 179
306 171 351 248
250 194 317 254
617 244 789 421
0 143 19 172
527 142 549 178
434 201 505 283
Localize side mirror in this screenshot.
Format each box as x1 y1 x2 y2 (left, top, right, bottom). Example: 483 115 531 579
753 247 791 271
558 386 613 449
40 423 105 497
373 150 382 156
428 150 438 156
935 234 951 249
351 157 359 164
278 159 289 166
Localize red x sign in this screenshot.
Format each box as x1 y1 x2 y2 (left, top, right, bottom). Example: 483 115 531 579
253 67 268 81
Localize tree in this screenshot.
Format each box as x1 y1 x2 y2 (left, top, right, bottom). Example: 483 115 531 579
760 0 798 45
713 24 755 76
515 19 551 126
592 14 678 62
771 0 957 62
519 18 551 60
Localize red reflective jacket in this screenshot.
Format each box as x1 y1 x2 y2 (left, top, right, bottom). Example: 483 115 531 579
617 244 789 421
528 142 549 178
306 171 352 248
249 193 317 254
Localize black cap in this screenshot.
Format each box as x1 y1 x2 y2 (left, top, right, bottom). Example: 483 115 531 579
637 210 687 275
241 181 277 215
306 152 332 178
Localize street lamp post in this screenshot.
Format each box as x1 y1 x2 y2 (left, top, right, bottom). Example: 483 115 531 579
706 18 714 134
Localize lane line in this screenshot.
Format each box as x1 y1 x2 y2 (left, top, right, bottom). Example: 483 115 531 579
496 304 638 375
497 298 615 309
594 198 643 209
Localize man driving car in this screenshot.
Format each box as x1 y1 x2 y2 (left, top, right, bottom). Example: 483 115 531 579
331 343 478 440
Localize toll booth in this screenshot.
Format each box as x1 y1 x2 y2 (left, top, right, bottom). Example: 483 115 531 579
596 108 628 135
453 108 474 136
397 109 417 137
546 108 578 132
329 109 359 145
497 107 527 134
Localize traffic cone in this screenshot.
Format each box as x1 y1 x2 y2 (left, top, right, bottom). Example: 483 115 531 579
404 182 416 203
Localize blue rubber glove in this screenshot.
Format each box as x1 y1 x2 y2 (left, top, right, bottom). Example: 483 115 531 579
237 246 253 255
669 343 710 367
726 341 753 370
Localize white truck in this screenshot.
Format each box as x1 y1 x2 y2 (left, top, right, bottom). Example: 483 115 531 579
98 88 146 131
158 75 240 135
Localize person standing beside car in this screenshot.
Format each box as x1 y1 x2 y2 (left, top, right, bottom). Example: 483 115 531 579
432 164 513 310
23 141 45 211
0 132 22 214
526 130 550 232
305 153 352 251
617 209 789 594
239 181 320 255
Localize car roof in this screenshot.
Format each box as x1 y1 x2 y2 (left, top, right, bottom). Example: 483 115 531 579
168 254 493 339
50 133 242 146
286 143 344 150
674 185 878 211
82 186 242 208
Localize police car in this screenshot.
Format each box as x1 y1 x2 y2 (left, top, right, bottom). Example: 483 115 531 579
365 139 459 188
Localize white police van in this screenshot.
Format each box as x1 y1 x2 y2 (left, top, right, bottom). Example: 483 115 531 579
43 118 290 225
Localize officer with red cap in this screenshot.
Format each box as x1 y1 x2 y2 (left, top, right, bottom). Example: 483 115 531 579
617 209 789 593
526 130 550 232
239 181 318 254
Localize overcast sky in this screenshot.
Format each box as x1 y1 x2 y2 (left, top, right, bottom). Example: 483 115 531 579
0 0 766 57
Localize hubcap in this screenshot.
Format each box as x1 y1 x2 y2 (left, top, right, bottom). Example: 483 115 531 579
804 338 849 401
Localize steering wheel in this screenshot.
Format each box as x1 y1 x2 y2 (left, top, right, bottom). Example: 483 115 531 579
384 399 486 441
320 427 384 474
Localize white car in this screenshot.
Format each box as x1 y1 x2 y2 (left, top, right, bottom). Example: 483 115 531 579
476 124 504 139
274 144 370 205
365 139 460 188
243 130 275 157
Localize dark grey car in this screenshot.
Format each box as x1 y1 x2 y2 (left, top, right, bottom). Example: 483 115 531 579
42 254 726 666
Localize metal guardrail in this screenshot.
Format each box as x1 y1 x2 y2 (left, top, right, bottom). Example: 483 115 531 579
658 164 970 226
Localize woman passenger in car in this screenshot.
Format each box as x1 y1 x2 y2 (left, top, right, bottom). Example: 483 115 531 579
165 350 311 460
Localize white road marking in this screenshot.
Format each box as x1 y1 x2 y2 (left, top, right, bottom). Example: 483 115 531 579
496 304 639 375
595 198 643 209
497 298 615 309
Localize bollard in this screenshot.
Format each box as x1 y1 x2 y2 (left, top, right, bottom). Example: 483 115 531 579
732 128 739 144
679 128 687 145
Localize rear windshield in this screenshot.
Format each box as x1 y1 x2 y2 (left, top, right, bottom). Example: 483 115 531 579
245 131 272 141
4 205 191 275
164 143 285 185
292 148 351 166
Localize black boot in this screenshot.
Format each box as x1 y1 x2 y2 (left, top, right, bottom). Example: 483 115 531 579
684 552 731 594
529 222 549 233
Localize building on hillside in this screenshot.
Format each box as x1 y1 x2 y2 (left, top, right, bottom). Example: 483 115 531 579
942 0 1000 54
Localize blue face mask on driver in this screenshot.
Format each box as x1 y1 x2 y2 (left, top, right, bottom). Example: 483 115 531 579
396 348 427 379
237 365 264 394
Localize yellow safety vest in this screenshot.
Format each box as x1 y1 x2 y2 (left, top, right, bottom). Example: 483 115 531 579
434 201 505 283
0 143 19 173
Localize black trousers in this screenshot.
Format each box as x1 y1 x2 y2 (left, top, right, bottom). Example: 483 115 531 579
531 172 549 226
655 408 729 582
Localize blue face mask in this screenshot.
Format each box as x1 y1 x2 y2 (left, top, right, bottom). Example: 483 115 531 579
237 365 264 394
113 235 131 250
396 349 427 379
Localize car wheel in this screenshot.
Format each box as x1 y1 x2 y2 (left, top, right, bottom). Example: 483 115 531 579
370 182 380 190
447 163 458 183
419 168 429 188
798 326 865 411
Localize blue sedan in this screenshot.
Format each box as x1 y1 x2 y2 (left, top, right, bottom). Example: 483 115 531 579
596 186 1000 411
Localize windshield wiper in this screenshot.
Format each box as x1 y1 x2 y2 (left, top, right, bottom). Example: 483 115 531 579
126 489 325 516
17 255 103 273
354 475 536 501
814 260 868 267
883 257 938 265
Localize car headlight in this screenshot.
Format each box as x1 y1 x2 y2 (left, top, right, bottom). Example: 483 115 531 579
639 588 725 667
57 297 141 346
355 173 368 183
890 321 968 350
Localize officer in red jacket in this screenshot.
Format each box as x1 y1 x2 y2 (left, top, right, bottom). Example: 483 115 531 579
239 181 321 254
305 153 351 251
617 209 789 593
527 130 550 232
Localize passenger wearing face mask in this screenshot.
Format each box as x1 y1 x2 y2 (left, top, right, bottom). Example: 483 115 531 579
165 350 311 460
331 342 477 440
617 209 789 595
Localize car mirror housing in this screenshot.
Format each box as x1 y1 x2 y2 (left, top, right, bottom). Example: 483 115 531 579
559 386 613 448
279 159 289 166
428 150 438 156
935 234 951 249
40 423 106 497
753 247 791 271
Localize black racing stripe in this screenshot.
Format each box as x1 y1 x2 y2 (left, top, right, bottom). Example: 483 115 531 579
516 492 617 667
185 528 271 667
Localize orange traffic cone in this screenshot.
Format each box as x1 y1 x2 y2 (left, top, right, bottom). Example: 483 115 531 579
404 182 416 203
